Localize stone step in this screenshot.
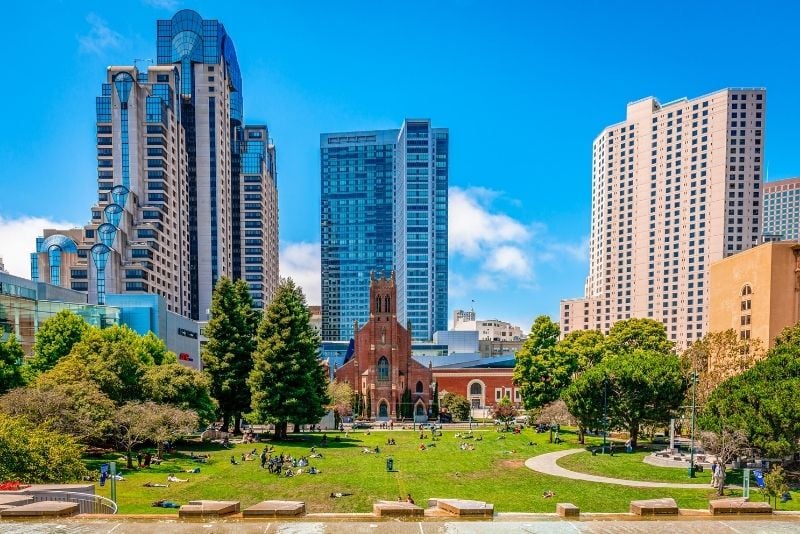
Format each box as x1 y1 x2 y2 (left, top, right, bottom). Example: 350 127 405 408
630 498 679 516
710 498 772 515
179 500 240 518
0 501 79 517
556 502 580 518
433 498 494 518
373 500 423 518
242 500 305 517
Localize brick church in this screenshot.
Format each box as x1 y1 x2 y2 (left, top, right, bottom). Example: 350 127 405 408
334 272 434 421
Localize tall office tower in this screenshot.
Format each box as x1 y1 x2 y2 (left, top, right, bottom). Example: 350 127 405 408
395 120 449 341
762 177 800 241
320 120 448 342
237 125 279 308
560 89 765 348
32 65 192 315
157 10 240 320
321 130 397 341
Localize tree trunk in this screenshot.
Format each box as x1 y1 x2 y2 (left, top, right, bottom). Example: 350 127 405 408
126 450 134 470
578 426 585 444
222 413 230 434
629 424 639 448
234 414 242 435
717 464 726 496
293 423 300 433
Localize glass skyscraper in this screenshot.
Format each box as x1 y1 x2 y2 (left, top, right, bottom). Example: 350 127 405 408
320 120 448 342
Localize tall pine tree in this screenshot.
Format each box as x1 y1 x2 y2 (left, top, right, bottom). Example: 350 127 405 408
248 279 328 440
202 277 258 433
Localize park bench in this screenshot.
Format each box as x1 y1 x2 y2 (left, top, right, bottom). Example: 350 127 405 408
709 499 772 515
179 500 240 518
242 500 305 517
372 500 423 517
0 501 79 518
629 498 679 516
429 498 494 518
556 502 580 518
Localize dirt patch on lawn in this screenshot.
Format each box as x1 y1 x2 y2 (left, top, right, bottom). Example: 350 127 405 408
501 459 524 469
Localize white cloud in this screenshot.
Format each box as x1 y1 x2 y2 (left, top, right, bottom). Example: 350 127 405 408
0 216 83 278
279 241 321 305
449 186 531 258
78 13 123 55
142 0 179 10
483 245 531 278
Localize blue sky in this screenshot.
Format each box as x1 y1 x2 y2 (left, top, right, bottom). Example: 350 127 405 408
1 0 799 332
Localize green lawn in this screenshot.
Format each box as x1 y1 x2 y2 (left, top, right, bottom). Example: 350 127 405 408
556 448 800 511
83 428 780 514
557 449 714 484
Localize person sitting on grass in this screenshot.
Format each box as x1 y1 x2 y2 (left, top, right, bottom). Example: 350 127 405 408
406 494 415 504
152 499 180 508
308 466 319 475
230 455 238 465
542 490 556 498
418 443 426 451
167 473 188 483
330 492 353 498
143 482 168 487
185 467 201 474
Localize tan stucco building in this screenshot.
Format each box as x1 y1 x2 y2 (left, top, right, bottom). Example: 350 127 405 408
709 241 800 347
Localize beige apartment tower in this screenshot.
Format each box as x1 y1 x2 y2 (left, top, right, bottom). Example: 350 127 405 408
561 88 765 348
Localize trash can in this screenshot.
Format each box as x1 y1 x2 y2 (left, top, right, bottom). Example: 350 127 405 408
386 457 394 472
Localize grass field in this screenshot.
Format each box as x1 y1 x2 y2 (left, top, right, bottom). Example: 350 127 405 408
84 428 794 514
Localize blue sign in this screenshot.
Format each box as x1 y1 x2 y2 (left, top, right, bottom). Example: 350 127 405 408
753 469 765 488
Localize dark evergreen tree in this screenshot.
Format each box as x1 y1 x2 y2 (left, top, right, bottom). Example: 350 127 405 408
248 279 328 440
431 382 439 418
202 277 258 433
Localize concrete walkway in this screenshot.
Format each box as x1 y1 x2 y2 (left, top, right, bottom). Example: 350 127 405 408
524 448 715 489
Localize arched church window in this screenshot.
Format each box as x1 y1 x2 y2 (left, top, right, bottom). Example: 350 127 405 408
376 295 382 313
385 295 391 312
377 357 389 381
416 381 424 393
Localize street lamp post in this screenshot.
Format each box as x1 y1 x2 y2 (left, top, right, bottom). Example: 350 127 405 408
688 371 699 478
602 378 608 453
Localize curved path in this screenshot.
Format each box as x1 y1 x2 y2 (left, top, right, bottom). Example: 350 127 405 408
525 448 715 489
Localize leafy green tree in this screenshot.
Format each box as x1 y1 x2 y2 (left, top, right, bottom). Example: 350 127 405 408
1 382 115 445
562 365 608 443
202 277 259 433
493 396 517 430
700 339 800 458
762 465 789 508
136 331 174 366
440 392 471 421
605 318 673 356
147 403 199 457
557 330 606 372
0 413 86 483
681 329 765 407
39 325 150 403
0 335 25 394
141 363 216 425
249 279 328 440
365 389 372 419
115 402 157 469
514 315 565 410
28 310 89 374
514 343 577 410
603 350 686 447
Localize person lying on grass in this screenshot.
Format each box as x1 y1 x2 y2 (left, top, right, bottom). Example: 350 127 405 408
143 482 168 487
167 474 188 483
152 499 180 508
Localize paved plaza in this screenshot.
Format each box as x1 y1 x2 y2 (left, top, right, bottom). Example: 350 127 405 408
1 518 800 534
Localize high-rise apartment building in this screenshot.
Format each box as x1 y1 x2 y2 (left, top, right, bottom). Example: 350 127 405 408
762 177 800 241
560 88 765 347
33 10 279 317
320 120 448 342
33 65 192 314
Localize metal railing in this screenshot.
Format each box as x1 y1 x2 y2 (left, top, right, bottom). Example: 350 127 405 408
30 490 117 514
